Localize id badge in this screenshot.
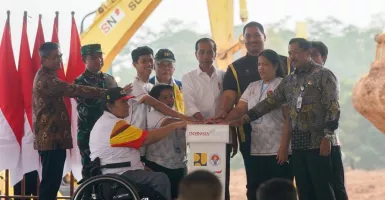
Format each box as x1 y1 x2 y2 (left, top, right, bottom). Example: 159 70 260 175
174 141 181 154
296 96 303 110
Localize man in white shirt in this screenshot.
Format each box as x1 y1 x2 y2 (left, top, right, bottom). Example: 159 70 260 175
182 38 225 120
124 46 193 159
181 38 233 200
89 87 187 200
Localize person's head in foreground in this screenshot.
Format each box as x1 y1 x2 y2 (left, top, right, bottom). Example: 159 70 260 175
104 87 135 119
257 178 298 200
178 170 222 200
310 41 328 65
149 84 175 108
288 38 312 69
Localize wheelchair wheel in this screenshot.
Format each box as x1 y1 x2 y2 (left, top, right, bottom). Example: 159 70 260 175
72 174 141 200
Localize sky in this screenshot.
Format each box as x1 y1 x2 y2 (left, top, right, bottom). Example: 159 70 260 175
1 0 384 62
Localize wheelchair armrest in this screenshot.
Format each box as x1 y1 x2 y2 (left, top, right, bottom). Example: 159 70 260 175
90 161 131 175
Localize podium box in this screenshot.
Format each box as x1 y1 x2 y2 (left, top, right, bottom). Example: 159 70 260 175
186 124 229 199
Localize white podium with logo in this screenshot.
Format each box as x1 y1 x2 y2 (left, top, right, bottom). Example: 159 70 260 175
186 124 229 199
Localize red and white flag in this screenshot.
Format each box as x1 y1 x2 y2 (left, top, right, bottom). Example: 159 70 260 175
51 12 66 82
0 11 24 184
66 12 85 181
10 11 41 185
31 14 45 73
30 14 45 181
51 11 72 178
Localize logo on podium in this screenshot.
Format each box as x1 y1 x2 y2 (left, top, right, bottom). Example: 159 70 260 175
193 153 207 166
210 154 221 166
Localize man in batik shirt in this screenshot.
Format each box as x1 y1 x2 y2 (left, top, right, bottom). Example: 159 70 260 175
74 44 118 168
226 38 340 200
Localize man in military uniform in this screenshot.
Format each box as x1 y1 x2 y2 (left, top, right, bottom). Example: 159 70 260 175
74 44 119 168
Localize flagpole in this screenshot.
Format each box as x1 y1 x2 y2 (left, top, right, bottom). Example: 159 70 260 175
32 14 45 72
5 11 10 197
6 10 10 24
21 11 28 197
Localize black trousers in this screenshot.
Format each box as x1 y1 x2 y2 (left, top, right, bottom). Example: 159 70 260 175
39 149 66 200
331 146 348 200
238 124 254 200
144 159 187 199
292 146 347 200
14 170 38 200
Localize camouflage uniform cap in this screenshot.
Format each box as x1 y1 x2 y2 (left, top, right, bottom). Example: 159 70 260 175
81 43 103 56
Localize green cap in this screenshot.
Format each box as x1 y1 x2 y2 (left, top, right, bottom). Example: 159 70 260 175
81 44 103 56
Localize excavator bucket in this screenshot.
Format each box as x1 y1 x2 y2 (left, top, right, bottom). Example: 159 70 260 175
352 33 385 134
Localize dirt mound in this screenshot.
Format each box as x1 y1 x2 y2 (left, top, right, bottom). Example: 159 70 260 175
229 169 385 200
352 34 385 135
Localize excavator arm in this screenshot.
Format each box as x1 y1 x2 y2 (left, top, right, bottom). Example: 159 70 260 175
80 0 249 72
207 0 248 70
80 0 162 72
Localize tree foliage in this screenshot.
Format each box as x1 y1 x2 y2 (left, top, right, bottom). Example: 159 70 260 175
112 13 385 170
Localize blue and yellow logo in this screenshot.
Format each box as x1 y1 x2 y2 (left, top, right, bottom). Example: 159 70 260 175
193 153 207 166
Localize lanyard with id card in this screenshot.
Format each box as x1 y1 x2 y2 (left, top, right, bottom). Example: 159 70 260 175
174 141 181 153
174 129 184 154
296 86 304 112
253 81 271 124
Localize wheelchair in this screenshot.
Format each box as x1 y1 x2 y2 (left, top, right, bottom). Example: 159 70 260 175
72 158 166 200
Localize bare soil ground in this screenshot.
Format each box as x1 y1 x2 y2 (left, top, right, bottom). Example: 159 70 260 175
229 169 385 200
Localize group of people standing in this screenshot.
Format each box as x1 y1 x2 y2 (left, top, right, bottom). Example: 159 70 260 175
30 20 348 200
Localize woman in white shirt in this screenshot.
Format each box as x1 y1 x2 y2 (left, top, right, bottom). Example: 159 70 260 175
226 49 293 196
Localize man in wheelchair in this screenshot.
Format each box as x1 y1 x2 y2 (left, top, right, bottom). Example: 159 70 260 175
87 87 187 200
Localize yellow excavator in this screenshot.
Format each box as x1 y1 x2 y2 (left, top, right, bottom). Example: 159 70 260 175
80 0 249 72
80 0 308 72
